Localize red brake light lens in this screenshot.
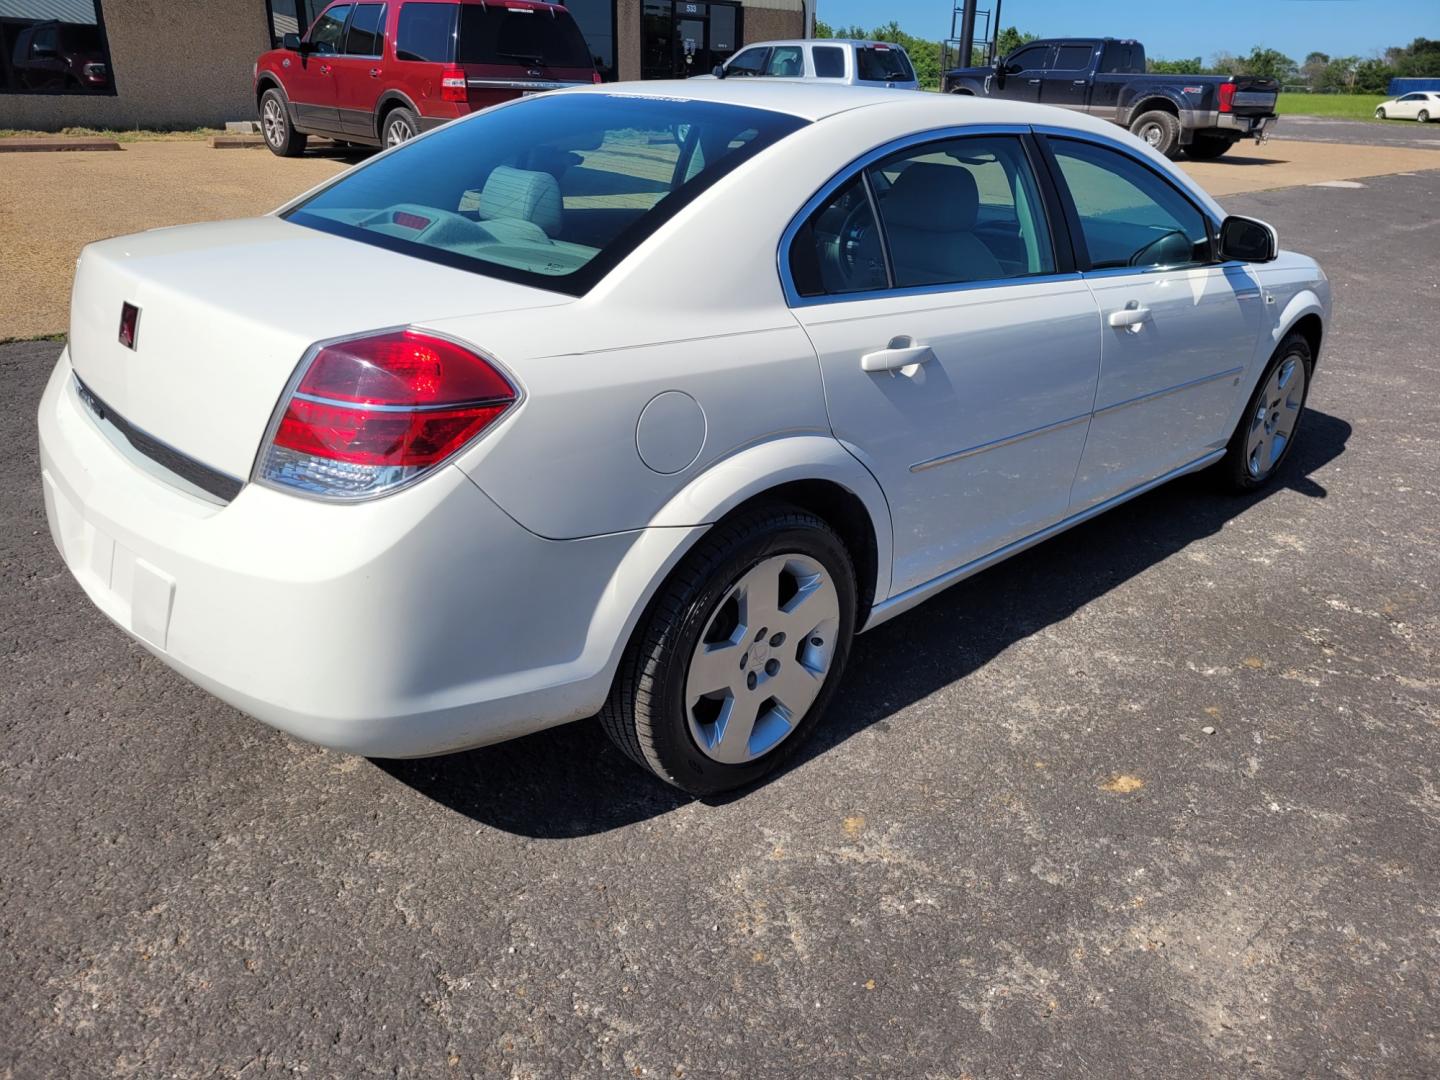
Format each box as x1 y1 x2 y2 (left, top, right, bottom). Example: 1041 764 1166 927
1218 82 1236 113
441 66 468 103
258 330 516 499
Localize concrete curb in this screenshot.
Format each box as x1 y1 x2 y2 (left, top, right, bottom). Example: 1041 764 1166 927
211 134 266 149
0 137 121 153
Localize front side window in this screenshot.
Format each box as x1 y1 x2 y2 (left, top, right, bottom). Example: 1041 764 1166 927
1050 139 1211 270
287 96 806 295
789 136 1054 297
307 4 352 53
812 45 845 78
765 45 804 77
343 3 386 55
1006 44 1049 71
855 45 914 82
395 2 454 62
726 47 769 76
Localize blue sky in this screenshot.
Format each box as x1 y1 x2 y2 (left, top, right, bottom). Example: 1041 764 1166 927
816 0 1438 62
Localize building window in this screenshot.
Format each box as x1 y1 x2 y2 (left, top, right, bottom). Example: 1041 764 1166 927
266 0 332 45
0 0 116 95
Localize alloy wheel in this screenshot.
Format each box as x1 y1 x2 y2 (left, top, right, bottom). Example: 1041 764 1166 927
685 553 841 765
262 98 285 147
385 119 412 147
1246 355 1307 478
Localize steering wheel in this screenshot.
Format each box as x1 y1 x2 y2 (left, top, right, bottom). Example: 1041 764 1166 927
1128 228 1191 267
837 200 878 285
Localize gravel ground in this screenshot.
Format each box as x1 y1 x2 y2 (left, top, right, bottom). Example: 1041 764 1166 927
2 171 1438 1079
1275 114 1440 150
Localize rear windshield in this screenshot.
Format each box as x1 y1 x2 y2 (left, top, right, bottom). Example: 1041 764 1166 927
285 94 807 295
458 5 592 69
856 45 914 82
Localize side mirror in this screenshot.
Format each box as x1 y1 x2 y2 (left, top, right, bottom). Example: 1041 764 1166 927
1218 215 1278 263
282 32 302 51
712 64 726 79
992 59 1008 87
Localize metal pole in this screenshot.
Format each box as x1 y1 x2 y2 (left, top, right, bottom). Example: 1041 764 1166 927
990 0 1003 64
957 2 975 69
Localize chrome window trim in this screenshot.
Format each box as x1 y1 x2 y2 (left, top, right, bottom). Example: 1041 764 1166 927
465 78 592 90
790 271 1087 313
777 123 1055 309
1094 365 1244 417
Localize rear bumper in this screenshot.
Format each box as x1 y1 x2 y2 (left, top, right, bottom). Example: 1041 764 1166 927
1207 111 1276 138
38 349 700 757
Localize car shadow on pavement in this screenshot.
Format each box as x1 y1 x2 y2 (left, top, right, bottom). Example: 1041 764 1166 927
375 408 1351 838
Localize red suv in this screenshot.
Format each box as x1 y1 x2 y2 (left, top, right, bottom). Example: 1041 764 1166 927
254 0 599 156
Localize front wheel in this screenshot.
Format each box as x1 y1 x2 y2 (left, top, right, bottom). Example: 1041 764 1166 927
260 88 307 157
1217 332 1314 492
599 505 857 795
382 106 419 148
1129 110 1182 159
1375 107 1387 119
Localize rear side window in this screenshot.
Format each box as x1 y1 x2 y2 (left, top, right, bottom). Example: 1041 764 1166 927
457 6 593 69
1050 139 1210 270
307 4 352 54
856 45 913 82
344 3 386 56
812 45 845 78
287 96 806 296
396 3 455 62
1099 42 1140 73
1052 44 1093 71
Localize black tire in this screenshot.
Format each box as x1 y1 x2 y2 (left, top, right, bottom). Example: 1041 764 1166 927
380 106 420 148
1130 109 1182 159
1185 133 1236 160
260 87 307 157
1375 107 1387 120
1419 110 1431 124
1216 332 1315 493
599 504 857 796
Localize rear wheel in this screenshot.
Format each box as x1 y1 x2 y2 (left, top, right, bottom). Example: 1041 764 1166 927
599 504 857 795
1217 332 1314 492
382 106 419 148
1185 133 1236 160
1130 110 1182 158
1419 109 1431 124
260 88 307 157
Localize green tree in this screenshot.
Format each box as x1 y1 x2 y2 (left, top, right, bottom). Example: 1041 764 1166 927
1352 57 1396 94
1300 51 1330 88
993 26 1038 63
1392 37 1440 77
1149 57 1206 74
1238 46 1297 82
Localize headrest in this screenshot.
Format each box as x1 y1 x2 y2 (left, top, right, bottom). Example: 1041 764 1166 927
479 166 562 237
883 163 980 232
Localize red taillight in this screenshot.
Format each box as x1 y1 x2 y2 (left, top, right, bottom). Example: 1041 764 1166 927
441 66 468 103
1218 82 1236 113
258 330 516 499
592 71 603 84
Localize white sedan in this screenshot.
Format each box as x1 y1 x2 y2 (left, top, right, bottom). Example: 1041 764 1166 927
38 82 1330 795
1375 92 1438 122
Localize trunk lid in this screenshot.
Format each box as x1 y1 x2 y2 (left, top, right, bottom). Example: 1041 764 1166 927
69 215 568 483
1229 75 1279 115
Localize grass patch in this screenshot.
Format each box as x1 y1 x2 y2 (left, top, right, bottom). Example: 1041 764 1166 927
1276 93 1389 120
0 332 66 346
0 125 221 142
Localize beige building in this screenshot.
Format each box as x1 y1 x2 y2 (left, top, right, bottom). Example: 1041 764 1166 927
0 0 808 131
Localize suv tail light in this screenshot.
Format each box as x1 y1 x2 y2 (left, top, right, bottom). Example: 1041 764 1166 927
592 71 603 84
1218 82 1236 113
256 329 517 500
441 66 468 102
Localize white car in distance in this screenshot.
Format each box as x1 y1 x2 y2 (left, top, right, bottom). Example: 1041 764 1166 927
39 82 1330 795
710 39 921 90
1375 91 1438 122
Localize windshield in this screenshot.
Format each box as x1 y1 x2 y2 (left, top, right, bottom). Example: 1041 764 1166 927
285 94 807 295
458 5 593 69
856 45 914 82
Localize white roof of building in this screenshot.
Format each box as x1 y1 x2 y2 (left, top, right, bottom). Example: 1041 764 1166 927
0 0 97 23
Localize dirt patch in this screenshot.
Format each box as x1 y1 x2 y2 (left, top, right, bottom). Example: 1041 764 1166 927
1180 138 1440 197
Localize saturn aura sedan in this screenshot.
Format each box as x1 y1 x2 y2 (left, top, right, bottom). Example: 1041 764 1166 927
39 81 1329 795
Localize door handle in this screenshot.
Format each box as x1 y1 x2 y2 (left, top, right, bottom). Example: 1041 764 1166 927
1107 304 1152 330
1027 78 1041 84
369 68 381 77
1073 79 1087 85
319 64 331 75
861 339 934 373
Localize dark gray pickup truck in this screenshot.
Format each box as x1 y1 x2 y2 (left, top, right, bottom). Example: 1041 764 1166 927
942 38 1278 159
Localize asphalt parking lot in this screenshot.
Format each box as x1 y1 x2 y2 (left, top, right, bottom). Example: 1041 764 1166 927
2 169 1438 1077
1275 114 1440 149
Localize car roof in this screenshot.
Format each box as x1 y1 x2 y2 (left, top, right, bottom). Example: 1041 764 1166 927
565 79 1106 125
743 38 912 50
